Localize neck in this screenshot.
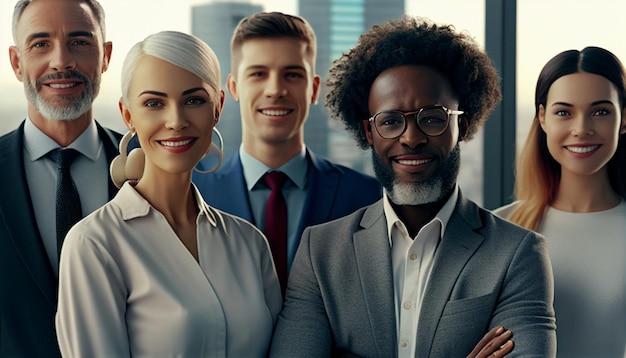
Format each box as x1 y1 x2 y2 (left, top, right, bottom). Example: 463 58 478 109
552 169 621 212
134 168 197 226
28 105 92 147
242 137 303 169
390 190 451 238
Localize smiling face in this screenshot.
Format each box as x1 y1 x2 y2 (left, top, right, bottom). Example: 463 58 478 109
9 0 112 121
120 55 223 178
539 72 626 180
365 65 462 205
227 37 320 154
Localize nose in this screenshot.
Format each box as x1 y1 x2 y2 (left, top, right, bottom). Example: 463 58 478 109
398 115 428 148
571 116 594 137
166 107 189 131
264 73 287 98
50 44 77 71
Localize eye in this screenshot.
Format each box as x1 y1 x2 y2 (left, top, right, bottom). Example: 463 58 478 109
185 97 207 105
377 113 404 126
143 99 163 108
72 39 90 46
592 108 610 116
286 72 304 79
31 41 49 49
554 110 570 117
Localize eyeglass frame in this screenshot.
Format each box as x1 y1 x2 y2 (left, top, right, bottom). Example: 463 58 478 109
368 105 464 139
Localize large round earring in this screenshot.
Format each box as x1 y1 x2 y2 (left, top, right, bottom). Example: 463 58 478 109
194 127 224 174
110 131 145 188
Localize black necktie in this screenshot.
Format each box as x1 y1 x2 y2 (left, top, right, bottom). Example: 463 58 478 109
48 148 82 259
263 171 289 296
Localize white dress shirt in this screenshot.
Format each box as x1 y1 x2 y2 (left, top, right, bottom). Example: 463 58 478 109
56 182 282 357
383 186 458 358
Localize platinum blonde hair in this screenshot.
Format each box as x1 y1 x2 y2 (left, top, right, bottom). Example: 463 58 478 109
121 31 221 105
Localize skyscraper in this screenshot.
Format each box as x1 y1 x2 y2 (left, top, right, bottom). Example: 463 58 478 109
300 0 404 172
191 1 263 159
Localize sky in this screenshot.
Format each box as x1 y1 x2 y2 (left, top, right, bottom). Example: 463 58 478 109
1 0 625 139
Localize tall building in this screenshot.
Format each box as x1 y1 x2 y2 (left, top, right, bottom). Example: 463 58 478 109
191 1 263 159
300 0 404 172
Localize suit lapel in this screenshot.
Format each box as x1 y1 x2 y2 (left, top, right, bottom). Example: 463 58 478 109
0 123 57 304
95 123 121 200
415 193 484 357
210 155 254 222
298 150 340 233
352 202 398 356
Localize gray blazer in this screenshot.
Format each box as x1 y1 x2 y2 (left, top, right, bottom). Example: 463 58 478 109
270 191 556 357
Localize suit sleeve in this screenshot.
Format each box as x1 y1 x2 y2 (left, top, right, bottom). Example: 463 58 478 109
270 227 332 358
55 228 131 357
493 231 556 357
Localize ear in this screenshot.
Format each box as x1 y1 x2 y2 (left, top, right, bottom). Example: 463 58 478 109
101 41 113 73
621 108 626 135
458 116 469 141
226 73 238 101
215 89 225 123
9 46 23 81
119 98 133 131
538 104 547 131
363 119 374 145
310 74 321 105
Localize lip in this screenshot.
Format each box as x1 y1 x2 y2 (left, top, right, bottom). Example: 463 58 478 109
42 79 84 93
564 144 600 159
157 136 197 153
258 106 293 117
392 154 435 172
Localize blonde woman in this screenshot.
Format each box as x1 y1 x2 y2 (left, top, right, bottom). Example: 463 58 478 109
55 31 282 357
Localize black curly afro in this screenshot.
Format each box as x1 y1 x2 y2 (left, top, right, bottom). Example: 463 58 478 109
326 15 502 149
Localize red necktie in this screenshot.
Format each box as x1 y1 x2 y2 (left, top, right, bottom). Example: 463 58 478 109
263 171 288 296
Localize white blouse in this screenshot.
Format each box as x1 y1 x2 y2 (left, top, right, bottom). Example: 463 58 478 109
56 182 282 358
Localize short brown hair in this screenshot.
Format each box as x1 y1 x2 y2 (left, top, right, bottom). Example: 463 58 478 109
230 11 316 77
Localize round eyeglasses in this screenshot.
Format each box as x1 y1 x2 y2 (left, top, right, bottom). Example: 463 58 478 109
368 105 464 139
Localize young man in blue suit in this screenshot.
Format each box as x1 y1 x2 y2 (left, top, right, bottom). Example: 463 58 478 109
0 0 121 356
271 16 556 357
192 12 382 294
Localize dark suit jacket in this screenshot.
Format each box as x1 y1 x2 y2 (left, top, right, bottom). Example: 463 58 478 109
192 149 382 263
0 121 121 358
270 192 557 357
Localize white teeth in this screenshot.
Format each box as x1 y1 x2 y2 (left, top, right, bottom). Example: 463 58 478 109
160 139 193 147
566 145 599 154
261 109 290 116
49 83 77 89
397 159 431 165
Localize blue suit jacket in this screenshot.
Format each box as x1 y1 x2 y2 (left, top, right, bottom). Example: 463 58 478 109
192 149 382 262
270 192 556 357
0 121 121 358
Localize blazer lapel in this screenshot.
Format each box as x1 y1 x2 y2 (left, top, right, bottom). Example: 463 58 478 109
415 193 484 357
298 150 340 233
352 201 398 356
0 123 57 304
209 155 254 223
95 123 121 200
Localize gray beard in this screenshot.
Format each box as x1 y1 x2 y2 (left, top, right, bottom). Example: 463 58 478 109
372 143 460 206
25 71 97 121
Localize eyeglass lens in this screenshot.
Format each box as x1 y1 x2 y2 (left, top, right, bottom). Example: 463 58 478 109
374 107 449 138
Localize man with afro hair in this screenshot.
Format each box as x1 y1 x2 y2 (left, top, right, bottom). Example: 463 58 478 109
271 16 556 357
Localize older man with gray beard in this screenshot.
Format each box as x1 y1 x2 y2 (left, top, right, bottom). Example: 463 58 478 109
0 0 122 356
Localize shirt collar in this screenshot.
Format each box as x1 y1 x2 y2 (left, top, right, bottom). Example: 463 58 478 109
115 181 218 227
383 184 459 245
23 117 101 161
239 144 308 190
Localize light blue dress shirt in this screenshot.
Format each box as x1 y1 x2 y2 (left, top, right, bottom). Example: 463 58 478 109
23 118 108 276
239 145 308 271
